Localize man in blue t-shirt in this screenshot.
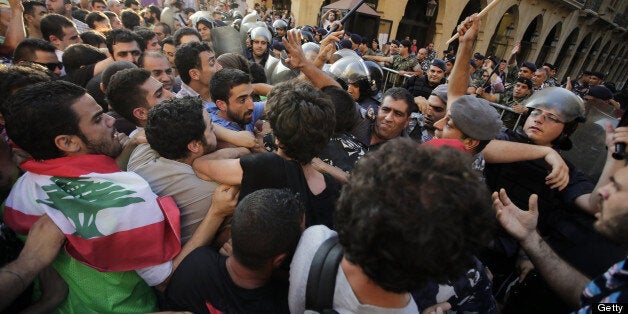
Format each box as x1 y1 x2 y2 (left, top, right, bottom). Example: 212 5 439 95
208 68 264 132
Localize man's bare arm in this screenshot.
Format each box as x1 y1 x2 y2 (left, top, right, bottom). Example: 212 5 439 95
0 216 65 311
0 0 26 55
493 190 589 309
155 185 238 291
484 140 569 190
362 54 392 64
283 29 341 89
448 14 479 104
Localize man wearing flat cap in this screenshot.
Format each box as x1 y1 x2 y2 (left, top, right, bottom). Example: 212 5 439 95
433 14 572 180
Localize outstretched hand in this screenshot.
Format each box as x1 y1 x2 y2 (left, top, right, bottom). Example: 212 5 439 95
282 29 307 70
492 189 539 243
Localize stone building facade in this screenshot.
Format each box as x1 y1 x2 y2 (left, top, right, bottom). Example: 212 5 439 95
249 0 627 86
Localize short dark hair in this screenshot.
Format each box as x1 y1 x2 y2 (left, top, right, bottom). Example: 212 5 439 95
80 30 107 48
103 11 118 21
174 41 211 84
145 97 206 160
0 64 53 116
154 22 171 36
322 85 357 132
336 138 494 293
101 60 137 90
105 28 142 56
106 68 150 125
23 1 46 19
13 38 56 63
91 0 107 7
41 14 74 42
62 43 107 74
265 80 335 164
85 11 109 29
71 8 90 23
231 189 304 270
147 5 161 21
5 81 85 160
134 27 156 50
120 9 141 30
216 52 251 73
209 68 251 103
173 27 201 47
161 35 174 47
382 87 417 114
124 0 139 7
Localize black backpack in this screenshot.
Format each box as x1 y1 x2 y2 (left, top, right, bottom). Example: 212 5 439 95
305 236 344 314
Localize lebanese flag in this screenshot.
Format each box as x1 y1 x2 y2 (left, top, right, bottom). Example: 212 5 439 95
4 154 181 273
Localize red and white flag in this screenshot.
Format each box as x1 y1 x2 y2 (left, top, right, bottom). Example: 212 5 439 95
4 155 181 274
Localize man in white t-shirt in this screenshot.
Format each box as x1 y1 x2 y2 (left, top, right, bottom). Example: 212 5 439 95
289 137 495 313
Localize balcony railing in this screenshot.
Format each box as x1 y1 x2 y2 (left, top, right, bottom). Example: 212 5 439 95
583 0 602 13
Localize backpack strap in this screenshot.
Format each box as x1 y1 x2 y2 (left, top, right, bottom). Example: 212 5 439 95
305 235 344 313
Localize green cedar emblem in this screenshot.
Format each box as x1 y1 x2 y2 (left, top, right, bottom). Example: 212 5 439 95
36 177 144 238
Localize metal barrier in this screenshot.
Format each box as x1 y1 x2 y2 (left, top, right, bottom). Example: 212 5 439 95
488 102 525 130
381 67 413 92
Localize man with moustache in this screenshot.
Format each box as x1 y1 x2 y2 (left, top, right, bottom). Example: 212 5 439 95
209 68 264 132
352 87 416 151
139 51 176 92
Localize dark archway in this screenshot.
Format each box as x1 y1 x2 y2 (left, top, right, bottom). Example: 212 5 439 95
273 0 291 11
602 43 621 76
520 15 542 63
486 5 519 60
564 33 592 80
554 28 579 79
608 47 626 82
592 40 612 71
582 37 602 71
447 0 482 52
396 0 438 47
535 22 561 65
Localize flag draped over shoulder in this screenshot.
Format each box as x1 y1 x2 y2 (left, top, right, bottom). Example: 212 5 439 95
4 154 181 272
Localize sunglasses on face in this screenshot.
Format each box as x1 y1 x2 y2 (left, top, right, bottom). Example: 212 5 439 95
34 61 64 72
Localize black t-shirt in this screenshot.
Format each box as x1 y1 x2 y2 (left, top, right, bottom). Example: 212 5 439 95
164 246 289 314
239 153 340 229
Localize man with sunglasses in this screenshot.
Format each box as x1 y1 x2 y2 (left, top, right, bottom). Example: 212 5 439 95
13 38 63 76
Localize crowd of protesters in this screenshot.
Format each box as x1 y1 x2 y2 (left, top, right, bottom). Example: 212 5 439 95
0 0 627 313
